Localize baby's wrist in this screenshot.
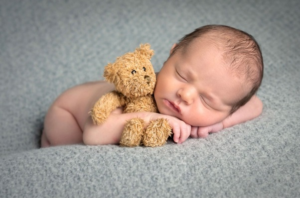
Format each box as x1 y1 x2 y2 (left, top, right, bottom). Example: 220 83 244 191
136 111 155 124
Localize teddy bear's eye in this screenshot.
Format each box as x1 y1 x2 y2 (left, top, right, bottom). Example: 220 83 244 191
143 67 146 71
131 70 136 74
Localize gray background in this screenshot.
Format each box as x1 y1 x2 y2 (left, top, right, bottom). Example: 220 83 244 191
1 0 299 197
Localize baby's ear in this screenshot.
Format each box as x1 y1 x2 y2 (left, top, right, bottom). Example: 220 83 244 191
104 63 116 83
135 43 154 60
170 43 177 55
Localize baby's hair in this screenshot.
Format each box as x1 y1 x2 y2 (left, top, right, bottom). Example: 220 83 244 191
171 25 264 113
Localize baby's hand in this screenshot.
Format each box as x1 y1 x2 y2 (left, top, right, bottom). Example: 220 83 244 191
190 122 223 138
169 117 191 144
145 113 191 144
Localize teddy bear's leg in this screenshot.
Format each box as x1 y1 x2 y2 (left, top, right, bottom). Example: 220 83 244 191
143 118 172 147
120 118 145 147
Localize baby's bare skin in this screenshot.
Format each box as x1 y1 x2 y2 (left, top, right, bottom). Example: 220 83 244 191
41 79 262 147
41 81 114 147
42 26 264 147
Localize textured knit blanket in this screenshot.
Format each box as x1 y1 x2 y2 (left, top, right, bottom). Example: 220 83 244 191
1 0 299 197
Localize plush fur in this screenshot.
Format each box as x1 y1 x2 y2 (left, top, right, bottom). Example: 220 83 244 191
90 44 172 147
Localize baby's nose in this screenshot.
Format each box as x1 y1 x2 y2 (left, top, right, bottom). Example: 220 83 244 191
177 87 196 105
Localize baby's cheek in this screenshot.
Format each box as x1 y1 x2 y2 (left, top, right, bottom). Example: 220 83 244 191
185 111 226 127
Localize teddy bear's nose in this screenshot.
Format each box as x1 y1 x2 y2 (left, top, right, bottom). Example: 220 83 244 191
144 75 151 84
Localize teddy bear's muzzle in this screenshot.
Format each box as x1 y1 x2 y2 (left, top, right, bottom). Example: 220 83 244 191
144 75 151 84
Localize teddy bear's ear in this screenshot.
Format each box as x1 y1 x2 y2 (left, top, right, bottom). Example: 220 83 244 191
135 43 154 60
103 63 116 83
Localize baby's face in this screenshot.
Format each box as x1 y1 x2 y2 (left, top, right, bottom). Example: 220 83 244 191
154 38 248 126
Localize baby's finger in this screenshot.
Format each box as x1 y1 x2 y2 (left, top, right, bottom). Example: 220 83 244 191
179 124 191 143
190 126 198 138
197 127 210 138
172 124 180 143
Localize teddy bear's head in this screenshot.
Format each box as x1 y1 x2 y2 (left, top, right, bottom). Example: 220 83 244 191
104 44 156 98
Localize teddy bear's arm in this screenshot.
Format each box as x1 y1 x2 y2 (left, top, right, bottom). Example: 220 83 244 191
90 91 126 125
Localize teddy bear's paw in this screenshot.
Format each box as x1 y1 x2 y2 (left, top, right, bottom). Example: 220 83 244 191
143 118 172 147
120 118 145 147
89 108 108 125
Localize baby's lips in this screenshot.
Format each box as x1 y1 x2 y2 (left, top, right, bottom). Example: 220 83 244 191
170 101 181 113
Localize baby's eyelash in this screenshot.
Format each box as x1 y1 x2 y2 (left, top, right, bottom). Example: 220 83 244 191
201 96 207 103
201 96 219 111
176 70 186 80
201 96 211 107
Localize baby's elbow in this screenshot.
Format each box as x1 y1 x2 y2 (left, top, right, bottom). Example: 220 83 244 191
254 97 263 117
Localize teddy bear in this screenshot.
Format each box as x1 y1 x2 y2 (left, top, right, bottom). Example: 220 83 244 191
90 43 172 147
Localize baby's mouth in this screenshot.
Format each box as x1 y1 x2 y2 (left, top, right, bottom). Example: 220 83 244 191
168 100 181 113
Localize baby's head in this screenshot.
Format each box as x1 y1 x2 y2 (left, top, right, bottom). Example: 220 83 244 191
172 25 263 113
155 25 263 126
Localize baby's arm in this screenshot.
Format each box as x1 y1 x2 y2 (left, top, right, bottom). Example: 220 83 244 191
191 95 263 138
83 109 191 145
222 95 263 129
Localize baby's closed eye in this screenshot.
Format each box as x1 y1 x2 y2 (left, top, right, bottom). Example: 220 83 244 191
175 69 187 82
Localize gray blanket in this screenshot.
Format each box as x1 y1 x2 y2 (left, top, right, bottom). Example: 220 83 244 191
1 0 299 197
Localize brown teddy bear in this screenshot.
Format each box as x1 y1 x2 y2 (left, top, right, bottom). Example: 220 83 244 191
90 44 172 147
